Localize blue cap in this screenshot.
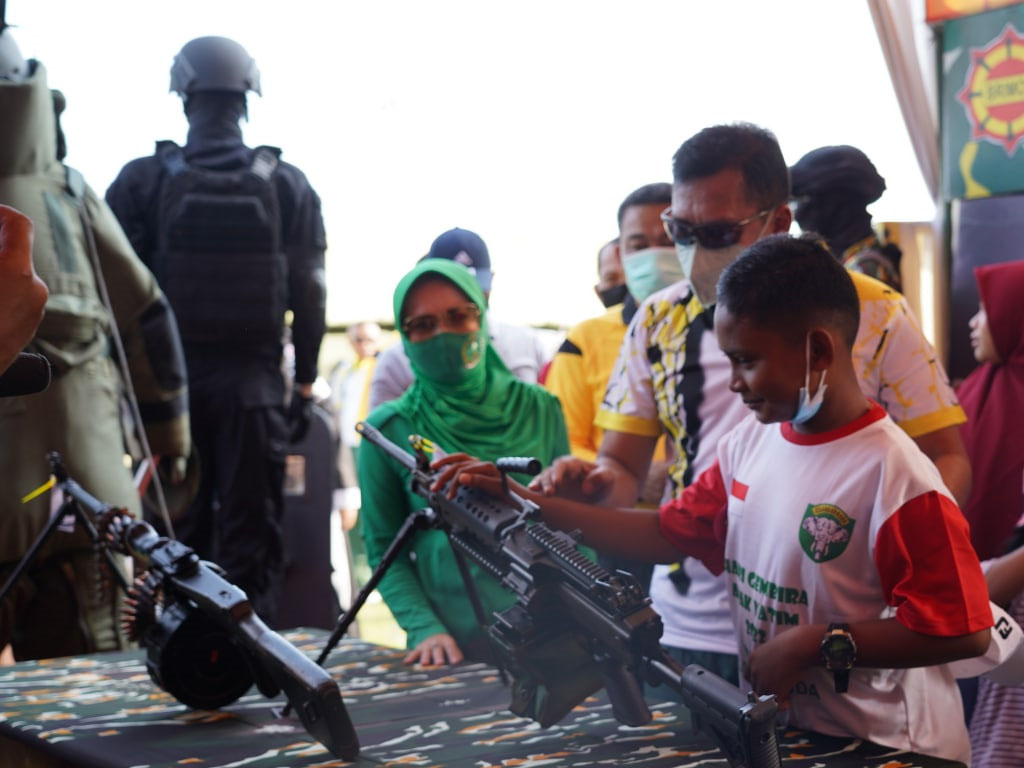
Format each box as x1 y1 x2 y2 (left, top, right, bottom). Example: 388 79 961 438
425 228 493 293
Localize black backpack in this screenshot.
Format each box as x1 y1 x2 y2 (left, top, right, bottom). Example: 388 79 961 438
155 141 287 347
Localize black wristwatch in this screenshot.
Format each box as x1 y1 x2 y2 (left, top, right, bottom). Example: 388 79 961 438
820 623 857 694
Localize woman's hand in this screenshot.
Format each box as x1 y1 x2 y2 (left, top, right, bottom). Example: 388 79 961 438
528 455 615 502
431 453 508 498
403 632 464 667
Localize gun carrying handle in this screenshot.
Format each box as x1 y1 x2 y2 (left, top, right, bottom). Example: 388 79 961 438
495 457 541 476
494 456 541 499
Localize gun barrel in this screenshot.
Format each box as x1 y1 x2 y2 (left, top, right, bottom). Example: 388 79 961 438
46 452 121 524
63 480 108 515
356 421 417 471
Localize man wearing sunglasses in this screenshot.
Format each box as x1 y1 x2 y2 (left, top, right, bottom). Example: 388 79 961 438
533 123 971 689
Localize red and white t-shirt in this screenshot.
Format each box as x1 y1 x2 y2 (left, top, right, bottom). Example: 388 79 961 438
658 403 992 763
598 273 967 655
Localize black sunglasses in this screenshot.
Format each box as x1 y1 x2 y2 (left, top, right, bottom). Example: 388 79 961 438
660 207 773 250
401 304 481 337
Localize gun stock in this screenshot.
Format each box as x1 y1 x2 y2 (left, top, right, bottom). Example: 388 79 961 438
648 657 781 768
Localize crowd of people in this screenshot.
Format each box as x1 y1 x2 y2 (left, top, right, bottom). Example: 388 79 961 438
1 21 1023 768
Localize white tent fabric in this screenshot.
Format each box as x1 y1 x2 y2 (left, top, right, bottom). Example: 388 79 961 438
868 0 941 201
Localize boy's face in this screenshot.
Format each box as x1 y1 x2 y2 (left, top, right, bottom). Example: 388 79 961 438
714 303 807 424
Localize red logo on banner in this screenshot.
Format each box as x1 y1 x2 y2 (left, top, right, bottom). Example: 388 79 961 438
958 24 1024 154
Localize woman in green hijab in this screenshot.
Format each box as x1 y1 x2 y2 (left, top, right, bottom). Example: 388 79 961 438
357 259 569 667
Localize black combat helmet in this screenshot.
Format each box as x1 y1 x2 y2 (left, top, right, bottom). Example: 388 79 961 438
169 36 261 97
790 145 886 206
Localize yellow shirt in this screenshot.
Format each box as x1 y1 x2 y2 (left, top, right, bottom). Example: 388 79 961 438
546 305 665 462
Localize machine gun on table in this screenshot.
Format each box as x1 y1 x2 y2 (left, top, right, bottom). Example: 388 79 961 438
0 452 359 761
315 421 780 768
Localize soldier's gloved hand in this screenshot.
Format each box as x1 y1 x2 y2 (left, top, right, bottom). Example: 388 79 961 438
288 391 314 443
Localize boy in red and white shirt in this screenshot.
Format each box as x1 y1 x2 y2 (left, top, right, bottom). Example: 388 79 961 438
437 234 992 763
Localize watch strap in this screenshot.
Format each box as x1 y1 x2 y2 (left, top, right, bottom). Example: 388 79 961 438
833 667 850 693
821 622 855 694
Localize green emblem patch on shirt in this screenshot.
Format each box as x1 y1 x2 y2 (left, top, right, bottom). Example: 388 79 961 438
798 504 855 563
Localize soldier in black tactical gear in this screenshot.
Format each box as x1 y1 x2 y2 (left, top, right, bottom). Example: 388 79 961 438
789 145 903 291
106 36 327 625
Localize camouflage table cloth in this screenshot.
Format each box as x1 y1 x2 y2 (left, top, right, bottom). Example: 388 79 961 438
0 631 962 767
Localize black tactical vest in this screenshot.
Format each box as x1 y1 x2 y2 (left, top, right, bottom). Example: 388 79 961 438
155 141 287 347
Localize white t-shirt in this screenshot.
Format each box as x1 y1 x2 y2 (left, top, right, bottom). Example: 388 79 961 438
659 404 991 763
596 273 967 655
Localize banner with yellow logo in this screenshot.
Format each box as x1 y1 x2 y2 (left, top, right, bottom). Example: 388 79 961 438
928 0 1024 24
942 6 1024 197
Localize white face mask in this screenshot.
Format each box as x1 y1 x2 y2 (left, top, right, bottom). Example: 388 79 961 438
675 212 775 306
676 241 747 307
792 334 828 425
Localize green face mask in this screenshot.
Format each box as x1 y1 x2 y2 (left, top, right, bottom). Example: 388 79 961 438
405 330 486 386
622 246 685 302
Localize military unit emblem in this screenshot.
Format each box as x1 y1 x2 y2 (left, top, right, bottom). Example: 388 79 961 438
958 23 1024 153
799 503 855 563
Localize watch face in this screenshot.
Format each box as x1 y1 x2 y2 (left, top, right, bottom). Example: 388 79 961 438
822 633 856 669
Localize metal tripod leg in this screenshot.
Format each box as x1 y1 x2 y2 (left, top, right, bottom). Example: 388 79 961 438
0 500 74 608
0 497 130 610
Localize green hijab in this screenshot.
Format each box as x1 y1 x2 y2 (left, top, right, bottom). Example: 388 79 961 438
389 259 565 464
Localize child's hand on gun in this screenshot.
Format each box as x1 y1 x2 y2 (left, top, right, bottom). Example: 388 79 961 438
744 624 821 708
528 456 615 502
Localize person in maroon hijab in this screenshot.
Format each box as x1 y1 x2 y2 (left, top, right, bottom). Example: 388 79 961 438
958 260 1024 561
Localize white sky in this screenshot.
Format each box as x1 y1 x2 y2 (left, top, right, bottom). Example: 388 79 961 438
9 0 935 328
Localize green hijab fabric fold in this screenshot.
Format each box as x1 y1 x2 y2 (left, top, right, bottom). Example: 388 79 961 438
390 259 564 463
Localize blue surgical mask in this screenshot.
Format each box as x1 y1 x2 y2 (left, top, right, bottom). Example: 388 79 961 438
792 336 828 425
622 247 684 302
